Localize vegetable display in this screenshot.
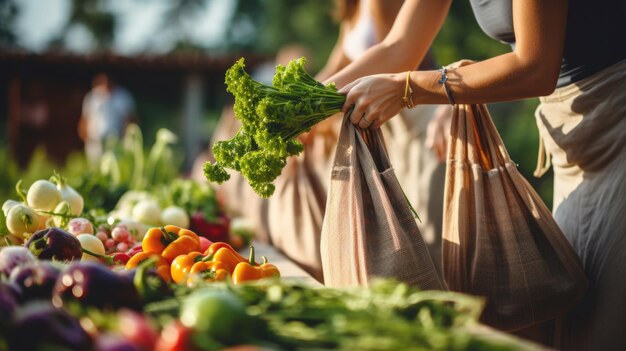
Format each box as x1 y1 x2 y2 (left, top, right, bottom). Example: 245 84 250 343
203 57 346 198
0 170 541 350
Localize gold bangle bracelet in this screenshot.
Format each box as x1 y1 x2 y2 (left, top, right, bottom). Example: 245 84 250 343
402 71 415 109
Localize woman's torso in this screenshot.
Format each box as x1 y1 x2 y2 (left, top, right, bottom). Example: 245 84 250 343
342 0 377 61
469 0 626 87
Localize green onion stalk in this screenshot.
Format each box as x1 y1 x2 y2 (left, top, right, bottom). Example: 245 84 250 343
204 57 346 198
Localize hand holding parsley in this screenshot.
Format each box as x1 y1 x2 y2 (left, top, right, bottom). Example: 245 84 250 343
204 57 346 198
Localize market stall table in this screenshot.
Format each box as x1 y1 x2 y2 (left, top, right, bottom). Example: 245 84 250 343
248 241 322 287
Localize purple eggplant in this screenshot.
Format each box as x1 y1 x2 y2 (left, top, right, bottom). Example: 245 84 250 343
0 282 18 333
52 261 142 311
0 246 36 278
7 302 93 351
9 261 63 303
24 227 82 261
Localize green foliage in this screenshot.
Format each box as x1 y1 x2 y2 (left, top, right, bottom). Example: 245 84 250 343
222 0 338 72
156 178 220 222
0 0 18 46
59 0 115 49
146 278 536 350
204 57 345 198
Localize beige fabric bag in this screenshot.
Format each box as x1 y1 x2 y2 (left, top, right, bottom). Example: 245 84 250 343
320 115 443 290
266 141 328 282
381 105 446 276
442 104 588 331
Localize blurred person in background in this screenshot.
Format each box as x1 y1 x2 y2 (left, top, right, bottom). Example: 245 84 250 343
315 0 450 275
78 73 136 165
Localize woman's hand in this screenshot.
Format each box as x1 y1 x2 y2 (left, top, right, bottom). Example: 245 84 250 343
338 73 406 129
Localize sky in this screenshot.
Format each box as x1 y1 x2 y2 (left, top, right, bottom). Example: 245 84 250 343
13 0 236 54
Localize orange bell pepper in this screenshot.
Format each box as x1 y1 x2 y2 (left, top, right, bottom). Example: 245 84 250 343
232 245 280 285
186 260 231 286
125 251 171 282
204 242 246 261
211 247 247 273
142 225 200 263
170 251 205 284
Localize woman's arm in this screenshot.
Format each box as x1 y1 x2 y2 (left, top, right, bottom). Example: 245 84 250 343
327 0 452 88
315 24 352 81
317 0 405 81
336 0 568 130
370 0 404 43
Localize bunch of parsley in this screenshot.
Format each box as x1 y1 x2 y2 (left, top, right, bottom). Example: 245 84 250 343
204 57 345 197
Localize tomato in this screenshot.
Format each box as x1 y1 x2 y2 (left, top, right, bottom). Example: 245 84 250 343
115 309 158 351
155 321 198 351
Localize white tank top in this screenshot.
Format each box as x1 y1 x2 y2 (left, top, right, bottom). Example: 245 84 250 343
342 0 377 61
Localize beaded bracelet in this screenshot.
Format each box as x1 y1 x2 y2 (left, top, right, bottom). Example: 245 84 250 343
438 67 456 105
402 71 415 109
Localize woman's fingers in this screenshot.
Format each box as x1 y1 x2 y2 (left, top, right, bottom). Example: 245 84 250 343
341 74 405 129
358 113 373 129
339 80 360 113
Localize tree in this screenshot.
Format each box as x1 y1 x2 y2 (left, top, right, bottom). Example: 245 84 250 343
51 0 116 51
0 0 18 47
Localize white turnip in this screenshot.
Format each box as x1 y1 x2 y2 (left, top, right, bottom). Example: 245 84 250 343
6 204 39 236
77 234 105 262
132 200 161 226
51 174 84 215
161 206 189 228
26 180 61 211
2 200 19 216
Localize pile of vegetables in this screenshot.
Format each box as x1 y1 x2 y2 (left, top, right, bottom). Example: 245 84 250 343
204 57 346 197
0 236 535 351
1 173 84 245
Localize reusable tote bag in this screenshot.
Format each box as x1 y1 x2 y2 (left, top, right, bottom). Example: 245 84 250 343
320 114 443 290
266 139 330 283
442 104 588 331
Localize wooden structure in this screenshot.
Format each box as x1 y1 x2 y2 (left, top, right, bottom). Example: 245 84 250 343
0 50 267 168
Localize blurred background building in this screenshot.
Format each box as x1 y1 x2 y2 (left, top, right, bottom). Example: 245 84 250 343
0 0 552 205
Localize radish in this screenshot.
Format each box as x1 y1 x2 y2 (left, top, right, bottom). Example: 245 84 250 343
132 200 161 226
5 204 39 235
51 173 84 215
116 220 149 241
161 206 189 228
26 180 61 211
2 200 19 216
66 218 94 236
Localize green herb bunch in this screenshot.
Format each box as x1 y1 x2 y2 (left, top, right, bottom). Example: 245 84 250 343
203 57 346 198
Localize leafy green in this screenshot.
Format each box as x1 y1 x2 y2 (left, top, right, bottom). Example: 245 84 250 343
157 178 220 222
144 278 535 351
204 57 346 198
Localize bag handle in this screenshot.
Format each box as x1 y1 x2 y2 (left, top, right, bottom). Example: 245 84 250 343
343 109 391 172
462 104 513 170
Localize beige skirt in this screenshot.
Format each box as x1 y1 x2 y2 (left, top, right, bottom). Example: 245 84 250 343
534 59 626 350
